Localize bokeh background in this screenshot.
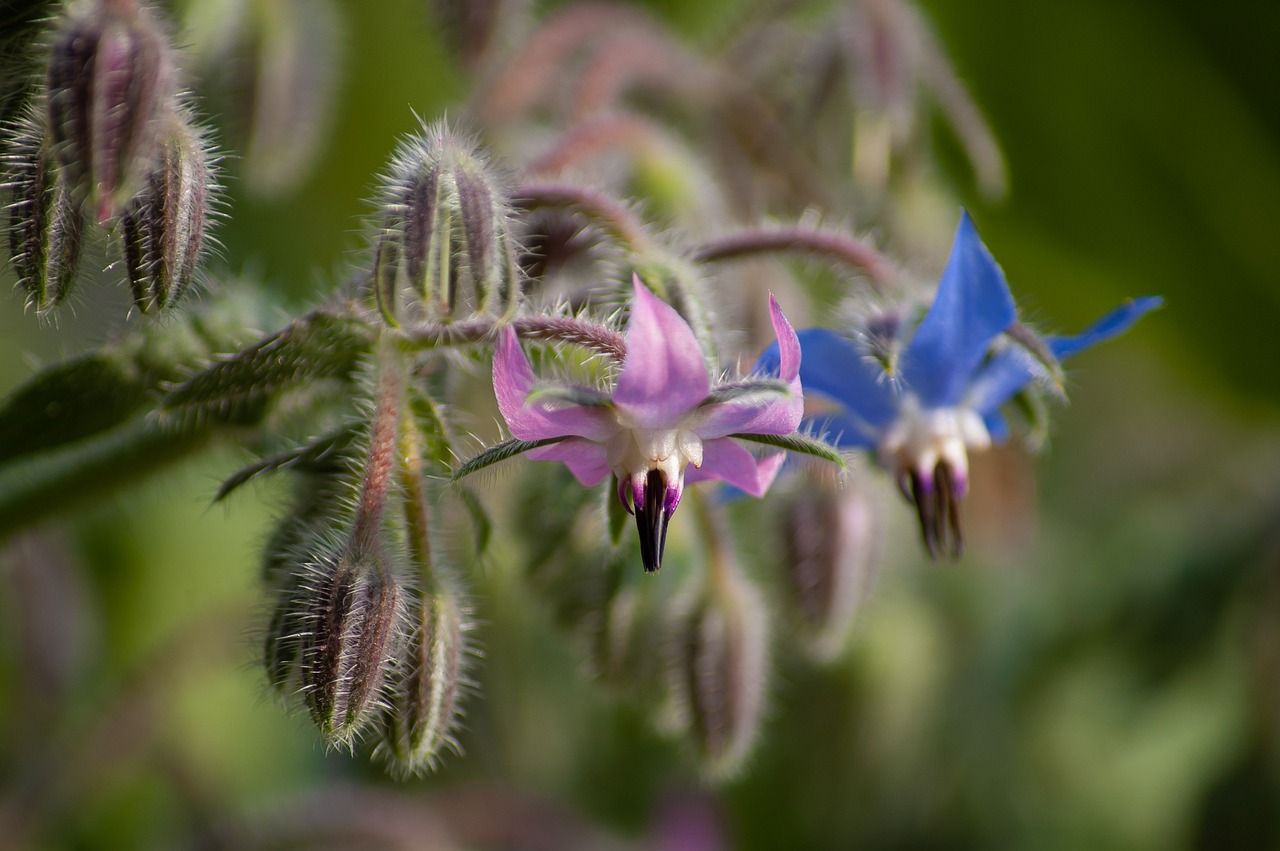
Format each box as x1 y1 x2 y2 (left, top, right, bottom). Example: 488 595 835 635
1 0 1278 848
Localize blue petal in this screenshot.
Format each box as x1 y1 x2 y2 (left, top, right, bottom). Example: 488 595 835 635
966 295 1163 415
901 211 1017 407
1049 296 1163 360
758 328 899 435
984 409 1010 443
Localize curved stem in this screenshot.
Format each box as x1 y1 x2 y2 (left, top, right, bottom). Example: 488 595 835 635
350 338 406 553
513 182 654 252
399 315 626 361
693 227 901 292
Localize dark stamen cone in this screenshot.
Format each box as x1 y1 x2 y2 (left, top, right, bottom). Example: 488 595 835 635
908 462 964 560
301 545 404 745
669 562 770 778
634 468 670 573
120 112 211 313
46 0 175 222
5 109 85 312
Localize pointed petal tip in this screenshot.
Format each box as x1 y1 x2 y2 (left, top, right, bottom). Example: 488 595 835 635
767 292 801 382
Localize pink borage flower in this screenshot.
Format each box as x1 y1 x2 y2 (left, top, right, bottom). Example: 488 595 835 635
467 275 832 572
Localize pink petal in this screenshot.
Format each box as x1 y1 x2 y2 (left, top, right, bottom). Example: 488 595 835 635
768 293 801 382
693 294 804 438
492 327 617 442
684 437 786 497
613 275 710 429
527 438 612 486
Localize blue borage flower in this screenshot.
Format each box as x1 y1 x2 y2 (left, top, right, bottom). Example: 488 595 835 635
758 211 1162 558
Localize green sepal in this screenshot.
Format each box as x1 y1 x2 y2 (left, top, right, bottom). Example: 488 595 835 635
606 473 628 546
729 431 846 467
164 304 375 414
525 384 614 410
699 378 791 408
1003 322 1066 395
1010 386 1051 450
215 425 361 502
457 487 493 555
407 388 457 471
450 436 568 481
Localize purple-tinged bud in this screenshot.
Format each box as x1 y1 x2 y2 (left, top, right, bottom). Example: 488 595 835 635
46 0 175 223
301 545 404 745
4 108 85 312
783 476 882 661
120 112 212 313
669 563 770 778
374 124 519 324
380 584 470 776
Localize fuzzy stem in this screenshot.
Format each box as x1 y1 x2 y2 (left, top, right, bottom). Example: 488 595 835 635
398 411 434 588
399 315 626 361
692 227 901 292
513 182 654 251
351 340 407 552
687 488 736 598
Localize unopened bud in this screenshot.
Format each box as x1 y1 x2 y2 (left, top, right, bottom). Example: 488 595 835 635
380 585 470 775
375 124 519 324
4 108 85 311
783 477 882 661
46 0 175 222
669 564 770 778
120 112 212 313
301 545 403 745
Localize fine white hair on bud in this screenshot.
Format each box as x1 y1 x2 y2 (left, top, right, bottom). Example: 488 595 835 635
120 109 214 314
371 122 520 325
45 0 177 224
3 104 85 312
667 559 771 778
299 544 405 746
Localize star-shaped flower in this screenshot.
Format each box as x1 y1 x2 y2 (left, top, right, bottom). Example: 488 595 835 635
758 211 1161 557
463 275 834 572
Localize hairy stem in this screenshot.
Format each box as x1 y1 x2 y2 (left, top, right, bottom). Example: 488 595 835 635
693 227 901 292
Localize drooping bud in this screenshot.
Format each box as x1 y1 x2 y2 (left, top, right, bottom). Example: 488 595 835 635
668 561 770 778
120 111 212 313
46 0 175 222
783 475 882 661
380 584 470 776
4 107 86 312
374 124 520 324
300 544 404 745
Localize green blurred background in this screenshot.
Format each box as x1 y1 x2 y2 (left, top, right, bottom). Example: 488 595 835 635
1 0 1278 848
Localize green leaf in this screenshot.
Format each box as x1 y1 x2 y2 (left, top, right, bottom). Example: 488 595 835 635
729 431 846 467
0 355 149 465
450 436 568 480
164 305 375 414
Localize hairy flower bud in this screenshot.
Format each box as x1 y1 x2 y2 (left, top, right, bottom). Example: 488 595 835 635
380 584 470 776
301 545 403 745
46 0 175 222
669 563 770 778
374 124 519 324
783 476 882 661
120 111 212 313
4 108 85 311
